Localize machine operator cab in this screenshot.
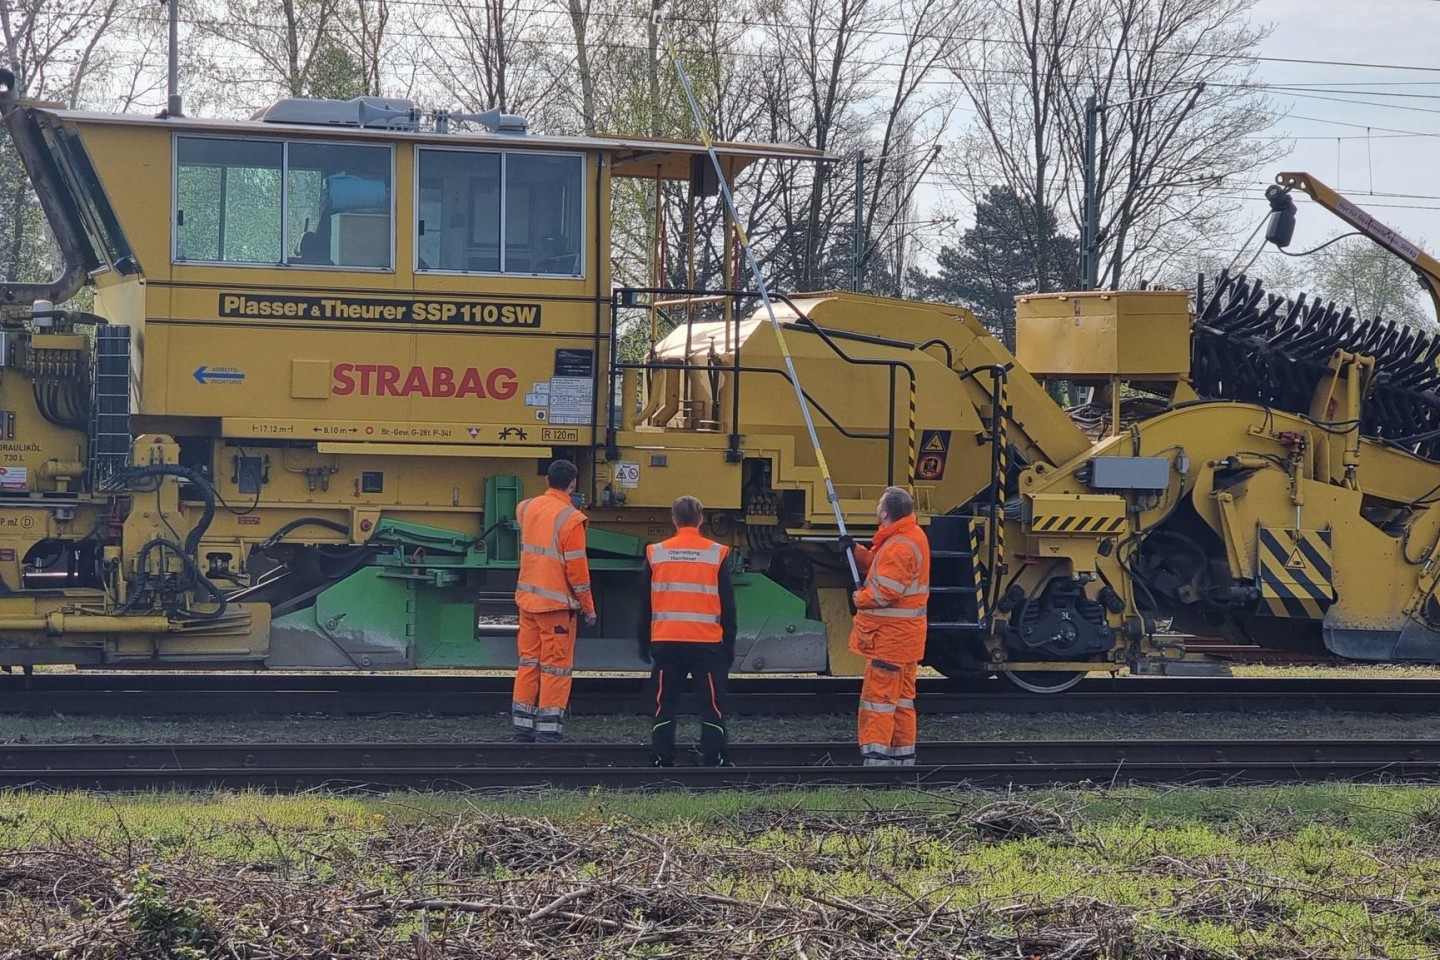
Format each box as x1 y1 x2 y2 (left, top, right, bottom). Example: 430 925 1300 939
0 92 842 479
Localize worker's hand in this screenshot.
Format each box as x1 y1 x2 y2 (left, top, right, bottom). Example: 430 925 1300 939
838 534 856 551
583 612 598 628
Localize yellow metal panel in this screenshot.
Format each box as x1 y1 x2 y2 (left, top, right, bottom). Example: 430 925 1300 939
1015 290 1190 377
290 359 332 398
1026 493 1128 534
818 586 865 676
314 442 551 458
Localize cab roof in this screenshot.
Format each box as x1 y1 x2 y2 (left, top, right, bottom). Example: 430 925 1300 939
33 105 831 180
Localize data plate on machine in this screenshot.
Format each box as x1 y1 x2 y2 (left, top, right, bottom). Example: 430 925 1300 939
222 418 587 444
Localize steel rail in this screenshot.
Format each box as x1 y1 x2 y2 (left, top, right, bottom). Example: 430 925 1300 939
1 739 1438 790
2 674 1440 715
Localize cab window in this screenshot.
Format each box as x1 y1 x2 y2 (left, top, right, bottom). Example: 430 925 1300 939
417 148 583 277
174 136 393 269
175 138 282 264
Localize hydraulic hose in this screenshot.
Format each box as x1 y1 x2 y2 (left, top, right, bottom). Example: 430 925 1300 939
113 463 217 557
652 7 861 589
259 516 352 552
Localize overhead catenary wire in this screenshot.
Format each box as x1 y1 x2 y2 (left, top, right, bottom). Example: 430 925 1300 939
651 3 862 590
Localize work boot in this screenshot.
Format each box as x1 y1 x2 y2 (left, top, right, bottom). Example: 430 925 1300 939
650 754 675 768
702 753 733 768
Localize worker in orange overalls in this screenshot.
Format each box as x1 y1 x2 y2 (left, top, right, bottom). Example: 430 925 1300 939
638 495 737 767
512 459 596 742
844 486 930 766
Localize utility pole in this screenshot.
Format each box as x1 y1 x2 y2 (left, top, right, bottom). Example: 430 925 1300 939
1081 96 1098 290
1080 83 1204 290
165 0 183 116
852 152 867 292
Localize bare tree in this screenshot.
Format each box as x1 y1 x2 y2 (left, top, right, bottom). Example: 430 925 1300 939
190 0 345 104
338 0 390 97
0 0 151 286
414 0 572 131
950 0 1281 289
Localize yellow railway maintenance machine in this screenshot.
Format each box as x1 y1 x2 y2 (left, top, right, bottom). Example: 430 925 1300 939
5 71 1440 687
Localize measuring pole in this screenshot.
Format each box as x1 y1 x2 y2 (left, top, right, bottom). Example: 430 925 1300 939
653 8 862 588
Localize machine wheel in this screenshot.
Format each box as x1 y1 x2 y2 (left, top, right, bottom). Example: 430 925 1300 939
1002 669 1087 694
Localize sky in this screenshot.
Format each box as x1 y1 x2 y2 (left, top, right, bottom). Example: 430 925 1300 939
1239 0 1440 262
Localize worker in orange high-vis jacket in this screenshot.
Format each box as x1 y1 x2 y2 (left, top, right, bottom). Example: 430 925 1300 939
512 459 596 742
638 495 738 768
842 486 930 766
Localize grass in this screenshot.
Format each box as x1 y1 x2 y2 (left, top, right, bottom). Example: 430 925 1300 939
6 783 1440 956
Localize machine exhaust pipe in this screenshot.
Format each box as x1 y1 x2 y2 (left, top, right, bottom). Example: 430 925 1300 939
0 68 90 307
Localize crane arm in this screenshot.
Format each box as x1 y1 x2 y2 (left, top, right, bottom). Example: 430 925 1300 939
1275 171 1440 323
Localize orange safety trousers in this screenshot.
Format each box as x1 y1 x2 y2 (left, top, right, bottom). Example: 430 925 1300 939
512 609 577 742
858 658 917 766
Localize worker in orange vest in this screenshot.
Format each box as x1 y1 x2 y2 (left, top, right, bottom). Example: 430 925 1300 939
512 459 596 742
638 495 737 767
843 486 930 766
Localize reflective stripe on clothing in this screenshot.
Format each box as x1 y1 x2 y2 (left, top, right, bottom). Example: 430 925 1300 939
652 611 722 624
865 606 927 618
857 657 919 766
515 488 594 615
652 582 720 595
517 582 576 605
647 528 730 644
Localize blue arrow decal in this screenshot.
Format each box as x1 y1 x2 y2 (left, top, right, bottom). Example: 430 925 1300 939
194 366 246 385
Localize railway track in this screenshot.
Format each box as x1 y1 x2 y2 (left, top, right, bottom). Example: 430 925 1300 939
1 673 1439 716
1 739 1437 790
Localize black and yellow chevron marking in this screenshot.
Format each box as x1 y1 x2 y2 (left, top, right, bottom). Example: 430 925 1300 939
994 379 1008 566
1256 527 1334 620
969 517 988 623
905 380 918 484
1032 514 1129 534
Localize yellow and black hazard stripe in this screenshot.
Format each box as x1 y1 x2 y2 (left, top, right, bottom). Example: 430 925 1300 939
1256 528 1334 620
968 516 988 624
1032 515 1129 534
994 379 1008 562
905 379 918 485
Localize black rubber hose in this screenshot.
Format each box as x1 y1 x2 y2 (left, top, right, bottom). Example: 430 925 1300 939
124 536 228 620
259 517 352 552
116 464 217 557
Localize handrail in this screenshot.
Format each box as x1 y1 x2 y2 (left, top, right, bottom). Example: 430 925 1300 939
611 286 923 485
614 360 889 442
773 294 918 486
957 363 1011 625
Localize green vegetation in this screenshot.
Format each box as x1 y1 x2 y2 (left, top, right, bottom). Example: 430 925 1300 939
4 784 1440 956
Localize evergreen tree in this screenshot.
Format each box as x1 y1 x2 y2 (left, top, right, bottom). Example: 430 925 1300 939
910 186 1079 348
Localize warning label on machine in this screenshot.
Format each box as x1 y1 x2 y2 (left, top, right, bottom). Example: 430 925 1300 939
218 294 542 327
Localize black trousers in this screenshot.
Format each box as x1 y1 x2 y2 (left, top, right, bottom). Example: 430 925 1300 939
649 643 730 764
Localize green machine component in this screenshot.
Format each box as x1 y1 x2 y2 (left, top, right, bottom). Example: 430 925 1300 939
265 484 826 671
